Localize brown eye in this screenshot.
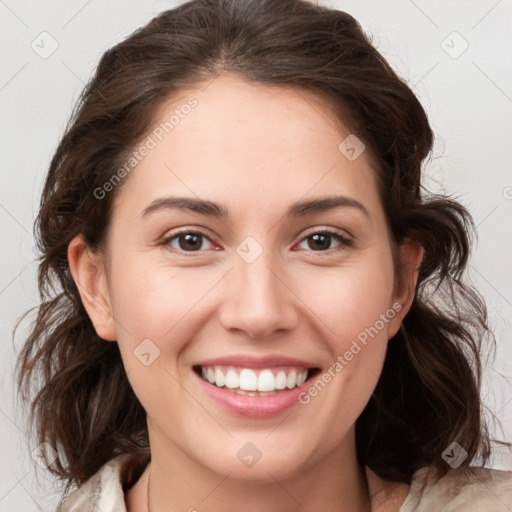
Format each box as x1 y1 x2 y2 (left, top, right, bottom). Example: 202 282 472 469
162 230 215 252
298 230 352 252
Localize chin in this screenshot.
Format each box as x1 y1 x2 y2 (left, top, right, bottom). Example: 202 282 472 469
198 435 317 483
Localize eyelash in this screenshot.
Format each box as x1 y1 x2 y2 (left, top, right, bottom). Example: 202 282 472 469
160 228 353 255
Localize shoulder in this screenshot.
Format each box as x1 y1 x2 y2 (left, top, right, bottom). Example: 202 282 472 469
399 464 512 512
58 453 148 512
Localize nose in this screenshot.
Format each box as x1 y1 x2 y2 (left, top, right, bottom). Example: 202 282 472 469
218 252 298 339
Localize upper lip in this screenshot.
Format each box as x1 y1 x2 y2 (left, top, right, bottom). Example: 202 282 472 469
195 355 318 369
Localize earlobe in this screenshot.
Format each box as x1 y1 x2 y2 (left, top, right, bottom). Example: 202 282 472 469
67 235 117 341
388 238 424 339
397 238 424 313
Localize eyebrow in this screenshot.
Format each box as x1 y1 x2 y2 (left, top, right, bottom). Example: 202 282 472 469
140 195 370 220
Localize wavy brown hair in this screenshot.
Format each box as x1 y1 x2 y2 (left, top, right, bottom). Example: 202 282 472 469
15 0 507 494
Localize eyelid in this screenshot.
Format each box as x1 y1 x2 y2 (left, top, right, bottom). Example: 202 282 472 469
160 225 354 254
160 227 219 251
295 227 353 253
300 226 352 241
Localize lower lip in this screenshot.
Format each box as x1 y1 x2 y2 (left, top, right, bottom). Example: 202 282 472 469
194 370 312 418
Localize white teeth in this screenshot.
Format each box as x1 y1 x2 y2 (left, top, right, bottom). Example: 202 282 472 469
239 369 257 391
200 365 308 392
275 371 287 390
225 369 239 389
286 370 297 389
257 370 275 392
214 367 225 387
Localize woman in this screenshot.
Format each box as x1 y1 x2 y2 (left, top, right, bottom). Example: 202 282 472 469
16 0 512 510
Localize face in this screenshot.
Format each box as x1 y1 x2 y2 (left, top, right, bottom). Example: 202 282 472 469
69 73 421 483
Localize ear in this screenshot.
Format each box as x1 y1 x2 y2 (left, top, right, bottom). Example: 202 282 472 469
67 235 117 341
387 237 424 339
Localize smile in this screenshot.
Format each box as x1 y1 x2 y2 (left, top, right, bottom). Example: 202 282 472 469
192 357 321 417
197 365 312 395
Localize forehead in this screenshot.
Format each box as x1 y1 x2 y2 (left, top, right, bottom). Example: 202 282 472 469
112 74 381 222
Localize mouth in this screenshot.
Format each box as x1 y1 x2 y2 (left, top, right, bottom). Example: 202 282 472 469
193 364 321 397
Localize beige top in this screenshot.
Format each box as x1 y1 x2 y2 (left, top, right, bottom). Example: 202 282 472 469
58 454 512 511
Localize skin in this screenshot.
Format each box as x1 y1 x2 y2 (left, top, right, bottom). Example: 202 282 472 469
68 73 423 511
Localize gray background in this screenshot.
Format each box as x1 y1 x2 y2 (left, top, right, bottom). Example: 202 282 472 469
1 0 511 510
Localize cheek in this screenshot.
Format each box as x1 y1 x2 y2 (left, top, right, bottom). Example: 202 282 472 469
298 255 396 346
286 256 397 455
109 255 230 379
108 258 206 413
111 252 197 321
108 256 197 359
